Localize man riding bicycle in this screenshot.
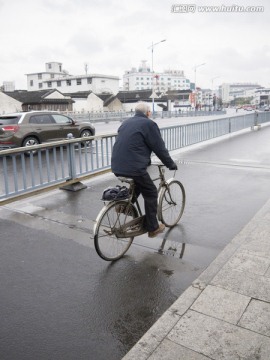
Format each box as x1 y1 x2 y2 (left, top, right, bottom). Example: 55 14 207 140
111 102 177 238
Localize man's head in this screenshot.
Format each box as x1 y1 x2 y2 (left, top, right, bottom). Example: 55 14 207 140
135 102 151 117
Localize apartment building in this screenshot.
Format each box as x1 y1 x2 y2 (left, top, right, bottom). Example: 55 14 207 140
26 62 120 94
219 82 261 102
254 88 270 107
123 61 190 92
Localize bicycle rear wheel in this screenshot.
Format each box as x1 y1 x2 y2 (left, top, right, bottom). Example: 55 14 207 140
94 200 138 261
158 180 185 227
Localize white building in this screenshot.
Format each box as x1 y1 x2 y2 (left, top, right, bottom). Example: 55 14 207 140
2 81 15 92
123 61 190 92
0 91 22 114
26 62 120 94
254 88 270 107
219 82 261 103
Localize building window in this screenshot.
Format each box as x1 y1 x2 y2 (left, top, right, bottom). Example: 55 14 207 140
101 80 105 83
77 79 82 85
48 81 52 88
51 74 54 79
38 73 42 80
57 81 61 87
66 80 71 86
87 77 92 84
30 80 33 86
59 65 62 72
38 83 43 89
48 63 52 69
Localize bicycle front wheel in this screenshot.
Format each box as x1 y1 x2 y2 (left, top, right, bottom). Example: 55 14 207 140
94 201 138 261
158 180 185 227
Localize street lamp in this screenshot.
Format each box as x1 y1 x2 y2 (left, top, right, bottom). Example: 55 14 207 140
193 63 206 109
211 76 220 91
148 39 166 114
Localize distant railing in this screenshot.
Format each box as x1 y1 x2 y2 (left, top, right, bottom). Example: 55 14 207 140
68 109 226 123
0 112 269 203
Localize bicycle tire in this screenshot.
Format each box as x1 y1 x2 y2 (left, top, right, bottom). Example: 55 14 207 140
94 200 138 261
158 180 185 227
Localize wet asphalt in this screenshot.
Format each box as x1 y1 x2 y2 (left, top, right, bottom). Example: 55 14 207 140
1 124 270 359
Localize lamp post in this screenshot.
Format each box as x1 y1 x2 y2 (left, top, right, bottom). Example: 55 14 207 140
193 63 206 109
148 39 166 114
211 76 220 111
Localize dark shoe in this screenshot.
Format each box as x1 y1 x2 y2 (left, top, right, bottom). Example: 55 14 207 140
148 224 165 238
115 204 132 215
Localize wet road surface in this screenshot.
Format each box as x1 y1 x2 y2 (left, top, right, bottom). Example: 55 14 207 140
1 124 270 359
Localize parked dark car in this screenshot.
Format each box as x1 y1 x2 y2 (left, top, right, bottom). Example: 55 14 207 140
0 111 95 150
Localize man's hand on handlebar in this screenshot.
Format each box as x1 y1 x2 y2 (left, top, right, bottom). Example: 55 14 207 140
169 162 178 171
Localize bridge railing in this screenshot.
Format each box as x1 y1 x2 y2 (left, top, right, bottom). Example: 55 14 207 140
0 112 269 203
68 109 226 123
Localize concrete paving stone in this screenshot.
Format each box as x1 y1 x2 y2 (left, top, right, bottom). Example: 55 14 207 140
238 299 270 337
168 310 270 359
168 285 202 316
211 268 270 302
248 228 270 244
194 242 242 286
244 239 270 259
148 338 210 360
122 310 180 360
191 285 251 324
225 250 270 276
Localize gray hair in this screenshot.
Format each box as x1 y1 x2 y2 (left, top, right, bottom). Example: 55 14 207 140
135 102 151 115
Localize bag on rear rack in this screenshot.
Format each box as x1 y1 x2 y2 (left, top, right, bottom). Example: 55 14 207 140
102 185 129 201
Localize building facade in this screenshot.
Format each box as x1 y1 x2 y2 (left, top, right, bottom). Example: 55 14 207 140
5 89 74 112
0 91 22 114
219 82 261 103
254 88 270 107
123 61 190 92
26 62 120 94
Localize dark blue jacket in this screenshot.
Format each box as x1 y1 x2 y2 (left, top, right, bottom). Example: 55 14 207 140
111 111 175 176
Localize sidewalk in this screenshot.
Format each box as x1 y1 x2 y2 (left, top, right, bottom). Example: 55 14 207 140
123 197 270 359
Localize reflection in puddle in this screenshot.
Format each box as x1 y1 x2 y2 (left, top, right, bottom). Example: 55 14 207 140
158 225 186 258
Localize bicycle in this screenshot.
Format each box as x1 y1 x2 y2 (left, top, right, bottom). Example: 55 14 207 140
93 163 186 261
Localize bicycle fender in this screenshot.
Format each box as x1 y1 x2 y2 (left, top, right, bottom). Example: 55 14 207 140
93 202 114 236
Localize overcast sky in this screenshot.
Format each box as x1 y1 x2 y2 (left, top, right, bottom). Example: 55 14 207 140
0 0 269 90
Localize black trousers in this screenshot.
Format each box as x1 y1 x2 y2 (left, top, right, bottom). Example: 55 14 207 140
115 172 159 232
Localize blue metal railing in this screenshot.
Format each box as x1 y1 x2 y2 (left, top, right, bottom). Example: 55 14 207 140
0 112 269 202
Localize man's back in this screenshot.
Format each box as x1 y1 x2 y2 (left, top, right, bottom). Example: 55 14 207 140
111 111 174 176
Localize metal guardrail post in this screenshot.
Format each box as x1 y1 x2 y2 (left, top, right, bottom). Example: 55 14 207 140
60 136 87 191
251 111 261 131
67 142 77 180
229 118 231 133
